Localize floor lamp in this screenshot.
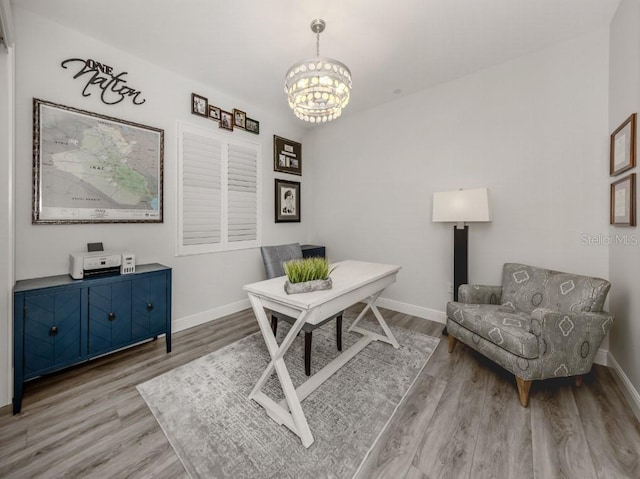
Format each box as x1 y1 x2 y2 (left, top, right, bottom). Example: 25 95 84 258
432 188 491 307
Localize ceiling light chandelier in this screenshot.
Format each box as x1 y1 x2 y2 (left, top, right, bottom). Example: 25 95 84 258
284 19 352 123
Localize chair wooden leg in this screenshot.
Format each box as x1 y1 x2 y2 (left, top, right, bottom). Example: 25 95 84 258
574 375 583 388
515 376 532 407
304 332 312 376
270 315 278 336
448 334 456 353
336 314 343 351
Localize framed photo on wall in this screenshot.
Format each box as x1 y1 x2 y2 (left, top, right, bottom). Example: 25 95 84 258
610 113 636 176
246 118 260 134
32 98 164 224
610 173 636 226
208 105 221 121
191 93 208 117
274 135 302 175
275 179 300 223
233 109 246 129
219 110 233 131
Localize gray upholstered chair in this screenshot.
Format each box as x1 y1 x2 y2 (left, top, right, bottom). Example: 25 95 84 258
446 263 613 407
260 243 342 376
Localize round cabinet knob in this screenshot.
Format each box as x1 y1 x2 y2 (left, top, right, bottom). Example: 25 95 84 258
108 312 116 321
146 303 154 311
49 326 58 336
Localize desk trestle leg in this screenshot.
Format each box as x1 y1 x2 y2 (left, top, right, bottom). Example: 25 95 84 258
247 294 315 448
348 290 400 349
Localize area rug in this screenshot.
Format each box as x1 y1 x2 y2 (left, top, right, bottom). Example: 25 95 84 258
137 314 439 479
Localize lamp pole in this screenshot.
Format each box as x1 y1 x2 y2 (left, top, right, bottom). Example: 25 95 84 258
453 224 469 302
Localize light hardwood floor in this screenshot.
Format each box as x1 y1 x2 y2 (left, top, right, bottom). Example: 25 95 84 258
1 306 639 478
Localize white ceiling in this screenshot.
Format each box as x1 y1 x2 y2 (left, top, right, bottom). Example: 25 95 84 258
12 0 620 123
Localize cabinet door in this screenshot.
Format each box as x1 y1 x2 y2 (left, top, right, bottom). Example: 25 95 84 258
23 289 82 378
88 281 132 356
132 273 168 340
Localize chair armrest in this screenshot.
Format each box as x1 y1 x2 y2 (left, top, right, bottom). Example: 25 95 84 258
530 308 614 358
458 285 502 304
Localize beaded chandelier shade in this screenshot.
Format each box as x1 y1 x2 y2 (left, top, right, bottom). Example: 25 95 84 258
284 19 352 124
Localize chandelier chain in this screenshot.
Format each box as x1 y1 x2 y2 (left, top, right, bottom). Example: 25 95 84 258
316 30 320 57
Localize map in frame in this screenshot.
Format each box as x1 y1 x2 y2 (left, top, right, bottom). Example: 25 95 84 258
33 99 164 224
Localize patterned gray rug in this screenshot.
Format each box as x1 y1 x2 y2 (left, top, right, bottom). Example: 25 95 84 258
137 315 439 479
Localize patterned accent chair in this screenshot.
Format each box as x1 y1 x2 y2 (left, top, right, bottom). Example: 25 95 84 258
446 263 613 407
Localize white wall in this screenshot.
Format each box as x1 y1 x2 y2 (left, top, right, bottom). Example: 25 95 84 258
305 29 611 322
0 44 15 406
12 8 309 327
608 0 640 415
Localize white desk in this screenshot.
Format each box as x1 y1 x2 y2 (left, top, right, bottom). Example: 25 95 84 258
243 260 401 448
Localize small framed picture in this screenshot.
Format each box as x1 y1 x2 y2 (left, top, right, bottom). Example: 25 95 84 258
611 173 636 226
275 179 300 223
233 108 247 130
273 135 302 176
610 113 636 176
233 109 246 129
219 110 233 131
191 93 208 117
208 105 221 122
246 117 260 135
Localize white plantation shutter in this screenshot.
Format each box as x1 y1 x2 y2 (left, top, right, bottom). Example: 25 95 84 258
227 143 258 242
181 132 222 247
178 122 260 255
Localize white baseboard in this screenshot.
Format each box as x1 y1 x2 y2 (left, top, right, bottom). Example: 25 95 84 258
607 352 640 422
374 297 446 324
172 298 251 333
594 349 608 367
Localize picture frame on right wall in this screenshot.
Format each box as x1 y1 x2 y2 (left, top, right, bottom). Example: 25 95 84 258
274 135 302 176
610 113 636 176
275 179 300 223
611 173 636 226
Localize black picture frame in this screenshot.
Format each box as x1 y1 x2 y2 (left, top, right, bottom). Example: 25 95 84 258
191 93 208 117
275 179 300 223
246 117 260 135
208 105 221 122
233 109 246 129
274 135 302 176
219 110 233 131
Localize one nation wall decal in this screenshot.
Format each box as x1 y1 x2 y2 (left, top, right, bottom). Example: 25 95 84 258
61 57 146 106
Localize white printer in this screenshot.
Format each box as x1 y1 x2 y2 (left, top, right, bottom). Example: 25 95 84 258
69 251 134 279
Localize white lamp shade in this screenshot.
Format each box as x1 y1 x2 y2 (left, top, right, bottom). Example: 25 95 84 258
432 188 491 222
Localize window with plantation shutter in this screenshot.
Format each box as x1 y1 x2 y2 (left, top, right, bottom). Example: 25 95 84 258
227 143 258 243
177 122 260 255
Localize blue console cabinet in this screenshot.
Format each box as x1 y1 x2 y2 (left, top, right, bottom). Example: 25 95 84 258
13 263 171 414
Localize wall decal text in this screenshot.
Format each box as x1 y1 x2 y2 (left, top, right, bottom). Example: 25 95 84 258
61 58 146 106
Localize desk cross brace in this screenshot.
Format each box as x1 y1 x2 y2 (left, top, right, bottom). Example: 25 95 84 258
247 288 399 448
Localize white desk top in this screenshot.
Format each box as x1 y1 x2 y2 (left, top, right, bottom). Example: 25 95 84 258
244 260 401 311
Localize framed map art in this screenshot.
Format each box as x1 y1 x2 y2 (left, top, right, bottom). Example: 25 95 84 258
32 98 164 224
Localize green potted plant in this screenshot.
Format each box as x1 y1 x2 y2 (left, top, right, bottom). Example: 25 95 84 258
283 257 336 294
